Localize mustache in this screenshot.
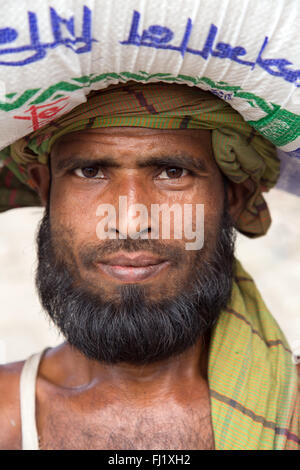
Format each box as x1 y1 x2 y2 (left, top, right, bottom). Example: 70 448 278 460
79 238 195 270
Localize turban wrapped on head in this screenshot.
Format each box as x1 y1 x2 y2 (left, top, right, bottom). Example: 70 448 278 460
0 82 280 237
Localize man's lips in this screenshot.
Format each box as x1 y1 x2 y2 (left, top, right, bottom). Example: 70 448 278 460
95 252 170 282
100 253 166 267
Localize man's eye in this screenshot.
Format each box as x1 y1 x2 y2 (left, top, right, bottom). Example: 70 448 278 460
74 167 105 179
157 167 189 179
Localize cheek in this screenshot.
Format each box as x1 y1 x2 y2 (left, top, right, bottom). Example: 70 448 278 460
50 180 101 249
185 177 224 255
184 178 223 228
203 186 223 230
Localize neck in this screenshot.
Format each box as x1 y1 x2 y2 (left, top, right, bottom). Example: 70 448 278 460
57 333 210 397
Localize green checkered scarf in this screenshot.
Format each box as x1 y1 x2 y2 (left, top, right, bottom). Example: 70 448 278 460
209 259 300 449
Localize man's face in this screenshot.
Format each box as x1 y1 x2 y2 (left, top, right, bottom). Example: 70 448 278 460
36 127 235 365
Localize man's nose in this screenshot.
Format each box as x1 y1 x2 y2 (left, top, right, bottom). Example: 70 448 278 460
114 176 153 239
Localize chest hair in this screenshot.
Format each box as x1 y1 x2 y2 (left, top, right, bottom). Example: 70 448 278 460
38 405 214 450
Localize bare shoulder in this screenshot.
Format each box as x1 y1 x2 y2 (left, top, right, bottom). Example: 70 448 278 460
0 360 24 450
0 344 65 450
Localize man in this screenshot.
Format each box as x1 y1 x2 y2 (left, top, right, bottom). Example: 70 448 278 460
0 82 299 450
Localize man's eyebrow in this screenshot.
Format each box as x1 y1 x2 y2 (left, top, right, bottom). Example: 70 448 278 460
54 156 121 172
54 154 209 173
137 155 209 173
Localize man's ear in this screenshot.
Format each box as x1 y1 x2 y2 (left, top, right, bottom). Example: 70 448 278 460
27 163 50 207
226 179 251 225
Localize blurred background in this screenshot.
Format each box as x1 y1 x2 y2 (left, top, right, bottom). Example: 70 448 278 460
0 187 299 364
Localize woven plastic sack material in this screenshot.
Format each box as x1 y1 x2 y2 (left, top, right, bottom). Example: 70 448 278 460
0 0 299 194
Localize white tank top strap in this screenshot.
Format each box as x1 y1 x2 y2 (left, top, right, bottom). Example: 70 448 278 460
19 348 47 450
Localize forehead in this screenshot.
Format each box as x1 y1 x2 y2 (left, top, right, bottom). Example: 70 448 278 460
51 127 215 166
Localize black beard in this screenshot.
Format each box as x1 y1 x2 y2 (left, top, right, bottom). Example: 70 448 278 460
35 205 236 366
